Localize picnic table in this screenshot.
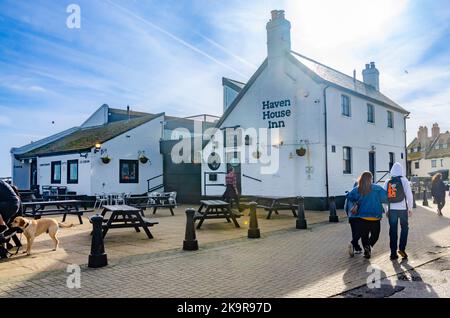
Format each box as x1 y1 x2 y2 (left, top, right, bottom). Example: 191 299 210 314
21 200 89 224
126 193 176 216
251 196 298 219
99 205 159 239
194 200 240 229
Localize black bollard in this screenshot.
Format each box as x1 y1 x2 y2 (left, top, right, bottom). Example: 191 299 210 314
296 196 307 229
248 202 260 239
329 196 339 223
183 208 198 251
412 190 417 209
422 189 429 207
88 214 108 268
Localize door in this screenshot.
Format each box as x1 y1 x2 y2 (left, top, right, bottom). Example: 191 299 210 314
30 159 38 190
369 152 376 182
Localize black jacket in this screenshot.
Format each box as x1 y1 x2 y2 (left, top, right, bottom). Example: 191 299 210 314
0 180 19 204
431 180 447 201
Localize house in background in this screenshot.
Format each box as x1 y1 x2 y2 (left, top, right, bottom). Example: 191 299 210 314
407 123 450 179
11 104 217 200
201 10 409 210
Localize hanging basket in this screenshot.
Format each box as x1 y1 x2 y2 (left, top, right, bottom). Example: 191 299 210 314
139 155 149 164
296 147 306 157
101 156 111 164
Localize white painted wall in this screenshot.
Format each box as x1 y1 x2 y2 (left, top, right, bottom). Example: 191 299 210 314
326 87 407 194
90 115 164 195
37 153 92 194
11 155 30 190
410 157 450 178
35 115 164 196
201 55 407 199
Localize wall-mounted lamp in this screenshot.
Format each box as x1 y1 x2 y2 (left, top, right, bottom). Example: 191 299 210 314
94 143 102 153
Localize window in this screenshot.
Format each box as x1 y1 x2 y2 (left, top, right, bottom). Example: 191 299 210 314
51 161 61 184
331 145 336 153
431 160 437 168
341 95 351 117
343 147 352 174
435 144 440 150
367 104 375 123
67 160 78 184
415 161 420 169
119 160 139 183
387 111 394 128
389 152 395 170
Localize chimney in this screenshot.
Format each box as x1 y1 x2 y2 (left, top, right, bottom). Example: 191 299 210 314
362 62 380 91
432 123 440 139
417 126 429 148
266 10 291 67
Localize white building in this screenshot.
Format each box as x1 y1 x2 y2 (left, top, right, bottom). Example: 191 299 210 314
407 123 450 179
11 105 165 196
201 10 409 209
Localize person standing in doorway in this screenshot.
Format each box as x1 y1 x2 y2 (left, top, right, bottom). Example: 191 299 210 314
347 171 388 259
431 173 446 216
383 162 414 260
222 166 242 211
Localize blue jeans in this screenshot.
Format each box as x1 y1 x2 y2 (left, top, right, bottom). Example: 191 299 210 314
388 209 409 254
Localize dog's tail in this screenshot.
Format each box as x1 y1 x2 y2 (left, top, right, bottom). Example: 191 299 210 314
58 222 74 228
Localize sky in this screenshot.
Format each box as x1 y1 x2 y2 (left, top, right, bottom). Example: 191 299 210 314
1 0 450 177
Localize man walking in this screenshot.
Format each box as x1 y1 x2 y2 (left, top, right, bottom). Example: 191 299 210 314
383 162 414 260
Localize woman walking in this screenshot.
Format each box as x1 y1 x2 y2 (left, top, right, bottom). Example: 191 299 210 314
431 173 447 216
347 171 388 259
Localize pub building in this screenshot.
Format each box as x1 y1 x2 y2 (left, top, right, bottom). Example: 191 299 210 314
201 10 409 210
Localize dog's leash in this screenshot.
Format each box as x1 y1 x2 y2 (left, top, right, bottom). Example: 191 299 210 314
6 232 23 258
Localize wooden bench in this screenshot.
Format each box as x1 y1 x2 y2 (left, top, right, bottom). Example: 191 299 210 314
22 200 90 224
100 205 159 239
194 200 241 229
252 196 298 219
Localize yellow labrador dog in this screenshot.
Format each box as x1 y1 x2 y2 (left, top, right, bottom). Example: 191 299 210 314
11 216 73 256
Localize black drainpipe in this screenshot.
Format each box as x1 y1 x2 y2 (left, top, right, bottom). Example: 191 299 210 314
404 114 410 177
323 85 331 207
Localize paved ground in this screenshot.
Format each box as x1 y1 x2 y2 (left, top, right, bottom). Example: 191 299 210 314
0 204 342 280
1 201 449 298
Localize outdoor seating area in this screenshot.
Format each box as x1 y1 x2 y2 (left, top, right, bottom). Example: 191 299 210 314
0 202 346 279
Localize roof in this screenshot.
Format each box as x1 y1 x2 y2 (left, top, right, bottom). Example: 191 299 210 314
289 51 409 114
222 77 246 93
407 132 450 161
427 132 450 159
216 59 268 128
16 113 163 158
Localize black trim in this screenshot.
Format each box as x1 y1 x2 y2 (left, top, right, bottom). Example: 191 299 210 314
242 174 262 183
67 159 79 184
119 160 139 184
50 161 61 184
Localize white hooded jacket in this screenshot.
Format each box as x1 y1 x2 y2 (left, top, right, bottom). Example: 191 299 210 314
383 162 414 211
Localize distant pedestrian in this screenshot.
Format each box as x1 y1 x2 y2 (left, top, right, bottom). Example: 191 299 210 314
383 162 414 260
222 166 242 211
347 171 388 259
431 173 446 216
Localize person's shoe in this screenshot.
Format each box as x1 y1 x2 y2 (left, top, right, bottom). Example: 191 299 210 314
398 250 408 259
364 246 371 259
348 243 355 257
355 248 363 255
390 254 399 260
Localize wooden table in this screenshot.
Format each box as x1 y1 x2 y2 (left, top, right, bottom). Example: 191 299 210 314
251 196 298 219
21 200 88 224
194 200 240 229
100 205 158 239
126 194 176 216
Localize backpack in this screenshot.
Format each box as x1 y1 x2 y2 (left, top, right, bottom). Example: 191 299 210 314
387 176 405 203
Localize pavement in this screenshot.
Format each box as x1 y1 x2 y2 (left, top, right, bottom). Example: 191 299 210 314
0 200 449 298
